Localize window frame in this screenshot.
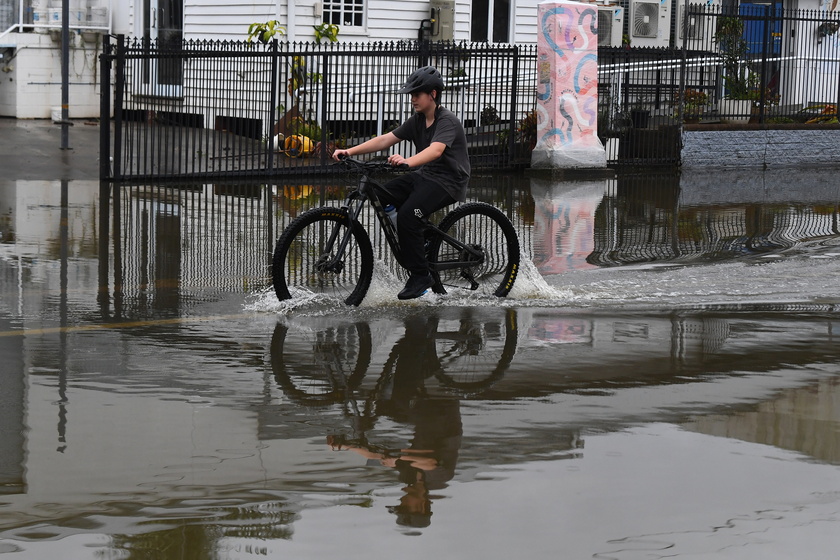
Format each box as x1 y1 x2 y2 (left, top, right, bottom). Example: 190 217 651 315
322 0 368 35
470 0 512 43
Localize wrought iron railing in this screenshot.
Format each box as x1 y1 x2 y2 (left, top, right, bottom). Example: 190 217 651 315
100 6 840 177
101 37 538 182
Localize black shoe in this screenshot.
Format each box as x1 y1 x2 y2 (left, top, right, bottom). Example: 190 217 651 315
398 272 433 300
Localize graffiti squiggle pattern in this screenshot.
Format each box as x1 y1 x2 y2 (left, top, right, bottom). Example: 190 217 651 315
536 2 600 149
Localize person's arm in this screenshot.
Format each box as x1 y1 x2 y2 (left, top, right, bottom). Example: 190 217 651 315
388 142 445 168
332 132 400 160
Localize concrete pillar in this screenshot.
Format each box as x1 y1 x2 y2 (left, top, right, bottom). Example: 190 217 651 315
532 1 606 169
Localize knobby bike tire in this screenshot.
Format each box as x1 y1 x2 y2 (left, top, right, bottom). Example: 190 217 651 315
428 202 520 297
272 207 374 306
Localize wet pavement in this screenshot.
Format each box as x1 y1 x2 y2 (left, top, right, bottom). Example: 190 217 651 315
2 121 840 558
0 118 102 181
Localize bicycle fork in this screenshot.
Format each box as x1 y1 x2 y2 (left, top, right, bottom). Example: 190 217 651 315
318 198 366 274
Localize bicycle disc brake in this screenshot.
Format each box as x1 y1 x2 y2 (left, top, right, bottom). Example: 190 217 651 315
315 253 344 274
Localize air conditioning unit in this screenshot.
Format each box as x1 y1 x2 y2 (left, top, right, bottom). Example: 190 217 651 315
597 6 625 47
677 0 718 45
630 0 671 47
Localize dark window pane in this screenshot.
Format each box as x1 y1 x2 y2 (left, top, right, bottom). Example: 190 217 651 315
471 0 489 41
492 0 509 42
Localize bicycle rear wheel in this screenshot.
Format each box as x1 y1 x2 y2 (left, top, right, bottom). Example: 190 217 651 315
272 207 374 306
428 202 520 297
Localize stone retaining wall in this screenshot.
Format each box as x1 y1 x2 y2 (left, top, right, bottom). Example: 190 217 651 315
681 124 840 168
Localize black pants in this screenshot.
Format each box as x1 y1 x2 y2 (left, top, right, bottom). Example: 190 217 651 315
376 172 456 275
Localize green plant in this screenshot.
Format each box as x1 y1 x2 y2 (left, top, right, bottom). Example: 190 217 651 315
742 74 780 107
497 128 510 147
246 20 286 44
714 16 750 100
313 23 340 43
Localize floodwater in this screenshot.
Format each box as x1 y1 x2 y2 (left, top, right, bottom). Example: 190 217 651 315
2 170 840 559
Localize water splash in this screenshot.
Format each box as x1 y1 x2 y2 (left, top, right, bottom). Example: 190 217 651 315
246 238 840 316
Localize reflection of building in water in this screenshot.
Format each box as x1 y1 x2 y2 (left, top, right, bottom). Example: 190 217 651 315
683 376 840 465
530 178 605 274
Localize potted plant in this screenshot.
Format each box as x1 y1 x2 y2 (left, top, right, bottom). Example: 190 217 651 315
714 16 752 122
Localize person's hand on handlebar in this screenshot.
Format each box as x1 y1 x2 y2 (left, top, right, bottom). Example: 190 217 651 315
387 154 409 167
332 148 350 161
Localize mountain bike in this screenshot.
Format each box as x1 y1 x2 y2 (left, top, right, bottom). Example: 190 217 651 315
271 157 520 306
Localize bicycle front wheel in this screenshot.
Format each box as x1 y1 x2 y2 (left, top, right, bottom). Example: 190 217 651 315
272 207 374 306
428 202 520 297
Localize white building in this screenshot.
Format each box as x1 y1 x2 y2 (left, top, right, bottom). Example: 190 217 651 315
0 0 541 119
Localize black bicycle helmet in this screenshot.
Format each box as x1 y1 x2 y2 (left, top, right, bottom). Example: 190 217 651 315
397 66 445 94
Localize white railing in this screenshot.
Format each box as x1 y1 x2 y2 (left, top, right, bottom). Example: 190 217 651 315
0 0 112 43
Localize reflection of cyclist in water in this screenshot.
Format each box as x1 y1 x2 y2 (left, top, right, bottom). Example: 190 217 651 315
328 314 463 528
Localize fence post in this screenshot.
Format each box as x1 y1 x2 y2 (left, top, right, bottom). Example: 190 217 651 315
99 34 112 180
757 5 771 123
267 39 278 175
507 45 520 168
319 51 330 169
112 35 126 182
678 3 688 125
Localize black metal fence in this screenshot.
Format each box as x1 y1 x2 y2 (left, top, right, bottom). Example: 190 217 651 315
100 6 840 179
600 5 840 165
101 37 538 182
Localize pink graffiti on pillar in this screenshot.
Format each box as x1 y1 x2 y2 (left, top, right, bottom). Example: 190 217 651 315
533 1 605 168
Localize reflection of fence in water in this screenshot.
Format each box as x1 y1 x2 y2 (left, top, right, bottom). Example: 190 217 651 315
115 179 533 301
588 175 840 266
118 185 274 306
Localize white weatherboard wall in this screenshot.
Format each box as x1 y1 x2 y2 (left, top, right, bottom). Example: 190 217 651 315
179 0 539 43
183 0 279 41
0 33 103 119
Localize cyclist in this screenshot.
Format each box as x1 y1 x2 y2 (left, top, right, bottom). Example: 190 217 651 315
332 66 471 300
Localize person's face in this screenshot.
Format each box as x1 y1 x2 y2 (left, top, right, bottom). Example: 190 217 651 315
410 91 436 113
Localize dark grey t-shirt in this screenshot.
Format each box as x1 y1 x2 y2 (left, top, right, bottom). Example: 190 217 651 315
392 107 471 202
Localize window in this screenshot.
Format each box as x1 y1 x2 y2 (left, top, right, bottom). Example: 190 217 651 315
470 0 510 42
324 0 365 28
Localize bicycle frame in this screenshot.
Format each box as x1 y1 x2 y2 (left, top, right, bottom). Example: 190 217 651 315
324 159 484 275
